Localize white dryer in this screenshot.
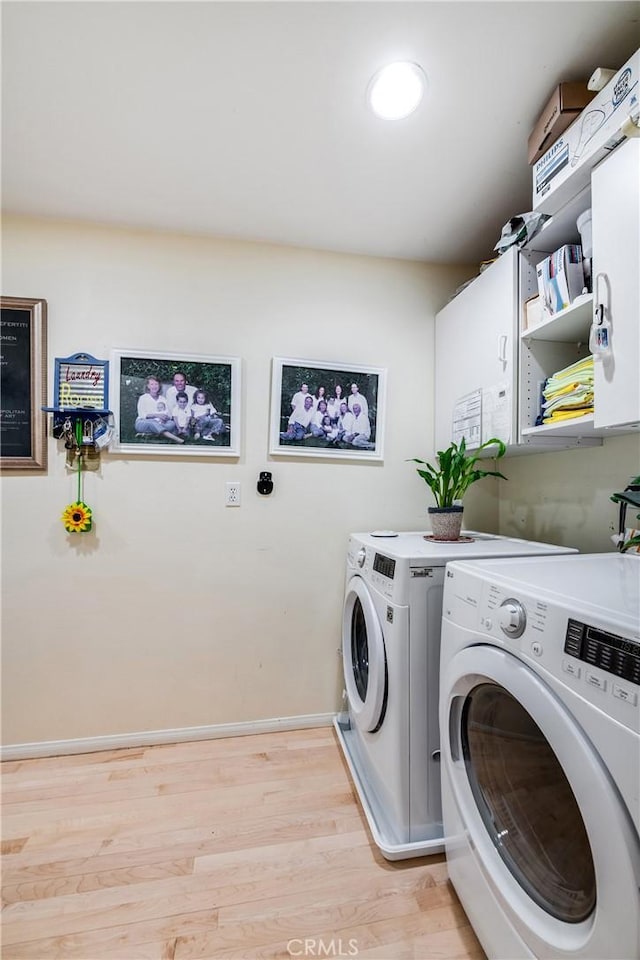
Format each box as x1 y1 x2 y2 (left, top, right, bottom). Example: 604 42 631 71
439 552 640 959
333 531 576 861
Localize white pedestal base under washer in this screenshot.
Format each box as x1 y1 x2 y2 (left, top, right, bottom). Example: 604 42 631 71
334 531 576 861
439 552 640 959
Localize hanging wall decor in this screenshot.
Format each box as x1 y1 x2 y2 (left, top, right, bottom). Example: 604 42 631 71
0 296 48 471
53 352 109 411
61 420 93 533
269 356 387 461
43 352 111 444
110 349 241 458
40 351 112 534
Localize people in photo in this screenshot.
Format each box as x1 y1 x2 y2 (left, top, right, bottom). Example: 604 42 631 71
191 388 225 440
166 371 197 411
321 414 338 440
347 382 368 416
345 402 374 448
313 385 327 409
309 399 330 437
135 375 184 443
280 393 315 440
290 382 311 412
336 401 354 441
172 391 193 439
327 384 344 422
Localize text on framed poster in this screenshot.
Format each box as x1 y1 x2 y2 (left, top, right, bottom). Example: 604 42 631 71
0 296 48 470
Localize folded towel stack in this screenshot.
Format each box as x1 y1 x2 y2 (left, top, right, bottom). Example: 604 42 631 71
541 356 594 424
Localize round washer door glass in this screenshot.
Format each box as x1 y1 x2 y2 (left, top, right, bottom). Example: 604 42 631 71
342 576 387 732
351 596 369 702
461 682 596 923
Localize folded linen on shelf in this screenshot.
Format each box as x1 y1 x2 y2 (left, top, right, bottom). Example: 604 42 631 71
543 387 594 415
541 355 594 424
544 406 594 423
544 355 594 389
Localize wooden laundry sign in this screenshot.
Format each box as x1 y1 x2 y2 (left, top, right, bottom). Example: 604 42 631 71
54 353 109 410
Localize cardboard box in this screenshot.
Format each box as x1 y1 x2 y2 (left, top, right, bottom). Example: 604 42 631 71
528 82 595 165
523 295 544 330
533 48 639 214
536 245 585 315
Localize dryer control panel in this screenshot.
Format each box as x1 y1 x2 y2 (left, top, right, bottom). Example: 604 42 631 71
565 619 640 686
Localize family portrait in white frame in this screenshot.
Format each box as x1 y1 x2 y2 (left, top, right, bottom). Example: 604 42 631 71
110 349 241 457
269 357 386 461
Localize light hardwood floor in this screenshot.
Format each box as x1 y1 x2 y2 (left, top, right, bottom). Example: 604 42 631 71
1 727 485 959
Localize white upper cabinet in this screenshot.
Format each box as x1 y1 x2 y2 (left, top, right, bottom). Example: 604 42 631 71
435 248 518 452
435 136 639 455
592 138 640 430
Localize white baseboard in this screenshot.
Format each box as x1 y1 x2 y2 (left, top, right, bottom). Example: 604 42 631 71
0 713 336 761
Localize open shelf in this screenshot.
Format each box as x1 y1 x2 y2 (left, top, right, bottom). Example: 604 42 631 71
521 294 593 342
43 407 111 415
521 415 594 437
520 415 623 439
525 184 591 254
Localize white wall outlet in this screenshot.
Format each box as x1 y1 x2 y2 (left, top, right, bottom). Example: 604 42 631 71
225 481 241 506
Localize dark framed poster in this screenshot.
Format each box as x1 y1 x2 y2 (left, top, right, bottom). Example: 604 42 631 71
0 297 48 471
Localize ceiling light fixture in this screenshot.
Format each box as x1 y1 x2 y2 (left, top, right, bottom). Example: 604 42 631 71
367 61 426 120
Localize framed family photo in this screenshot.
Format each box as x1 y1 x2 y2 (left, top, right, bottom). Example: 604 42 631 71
269 357 386 461
0 296 48 471
110 349 241 457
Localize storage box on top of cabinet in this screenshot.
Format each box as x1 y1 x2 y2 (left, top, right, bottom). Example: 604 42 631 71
533 48 639 215
528 81 595 165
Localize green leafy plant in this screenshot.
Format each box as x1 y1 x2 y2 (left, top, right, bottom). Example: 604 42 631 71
408 437 507 508
611 476 640 552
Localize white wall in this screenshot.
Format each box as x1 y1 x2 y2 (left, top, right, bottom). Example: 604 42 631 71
1 215 482 746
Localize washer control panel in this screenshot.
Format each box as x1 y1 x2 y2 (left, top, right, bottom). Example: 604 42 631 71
373 553 396 580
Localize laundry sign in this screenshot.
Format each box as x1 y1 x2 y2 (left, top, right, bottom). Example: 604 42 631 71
54 353 109 410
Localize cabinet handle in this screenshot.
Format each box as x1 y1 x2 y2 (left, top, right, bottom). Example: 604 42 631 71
498 335 508 366
594 272 607 321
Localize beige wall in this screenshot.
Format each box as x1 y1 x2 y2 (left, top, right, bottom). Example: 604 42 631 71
498 434 640 552
4 217 636 749
1 215 480 746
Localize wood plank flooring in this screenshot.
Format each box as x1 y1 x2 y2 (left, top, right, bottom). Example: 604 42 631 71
1 727 485 959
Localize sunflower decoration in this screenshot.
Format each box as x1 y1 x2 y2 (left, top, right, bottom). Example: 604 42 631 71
61 420 94 533
62 500 93 533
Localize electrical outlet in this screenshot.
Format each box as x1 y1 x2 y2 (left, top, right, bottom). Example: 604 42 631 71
225 481 241 506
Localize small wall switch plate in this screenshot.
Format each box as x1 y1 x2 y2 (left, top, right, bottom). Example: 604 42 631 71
225 481 241 506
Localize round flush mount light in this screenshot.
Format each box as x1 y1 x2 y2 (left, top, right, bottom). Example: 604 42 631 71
367 61 427 119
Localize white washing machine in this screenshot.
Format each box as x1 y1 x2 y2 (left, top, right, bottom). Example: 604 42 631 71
333 530 577 861
439 552 640 959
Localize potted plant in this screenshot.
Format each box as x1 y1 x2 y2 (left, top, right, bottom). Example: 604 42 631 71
408 437 507 541
611 476 640 552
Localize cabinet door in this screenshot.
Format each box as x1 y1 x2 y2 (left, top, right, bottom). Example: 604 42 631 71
592 139 640 429
435 247 517 451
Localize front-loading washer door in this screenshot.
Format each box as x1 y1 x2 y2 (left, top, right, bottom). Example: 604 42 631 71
443 643 640 960
342 575 387 733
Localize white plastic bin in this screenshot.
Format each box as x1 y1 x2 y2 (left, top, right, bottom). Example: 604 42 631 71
576 208 592 258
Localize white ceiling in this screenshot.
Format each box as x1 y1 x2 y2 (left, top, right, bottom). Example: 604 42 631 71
2 2 639 264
